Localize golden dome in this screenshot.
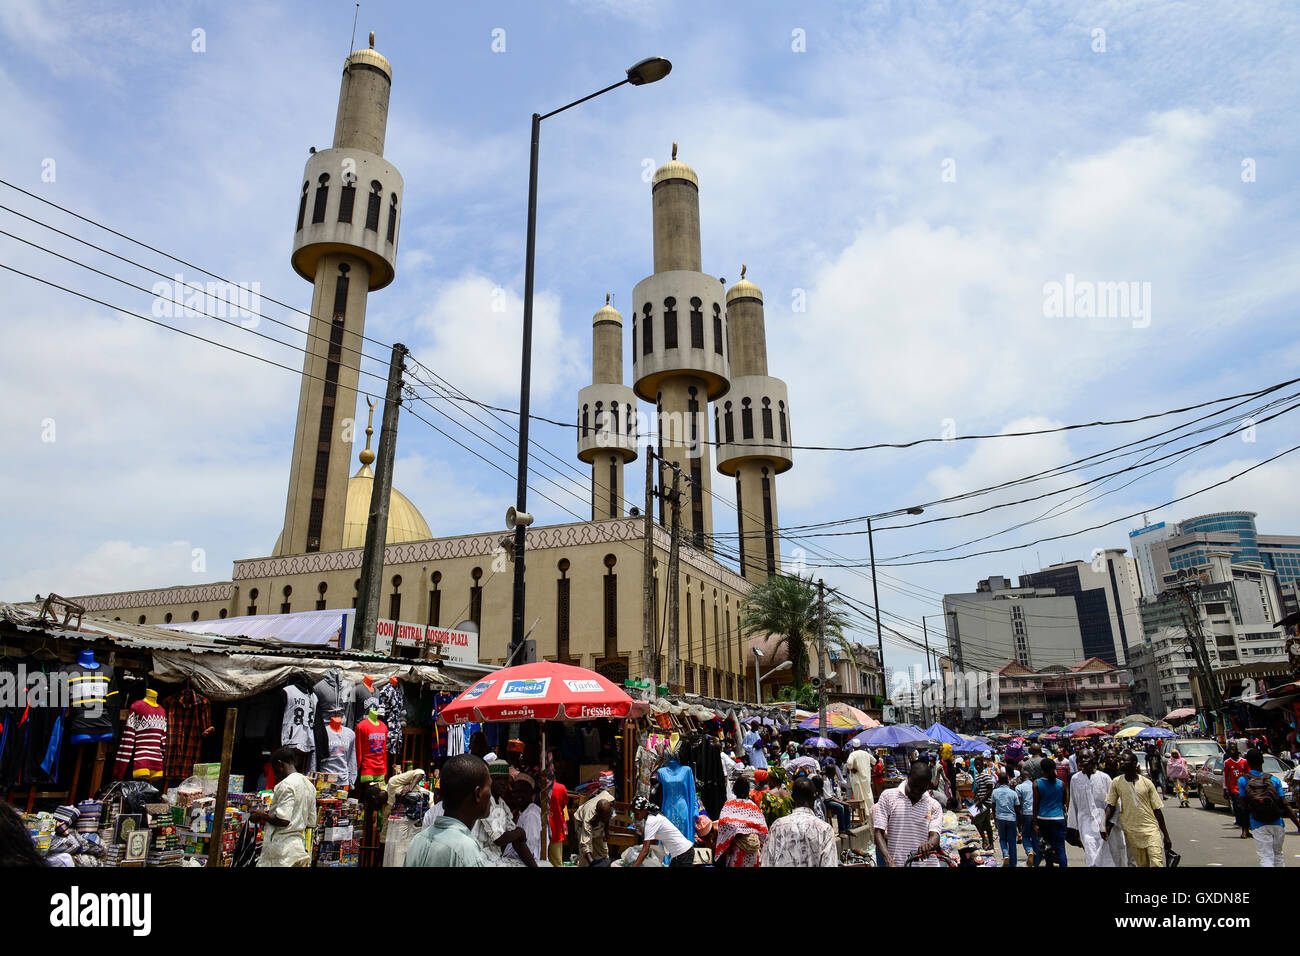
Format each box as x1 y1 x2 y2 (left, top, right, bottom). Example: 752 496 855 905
593 293 622 325
346 34 392 78
726 264 762 303
652 142 698 188
341 463 432 549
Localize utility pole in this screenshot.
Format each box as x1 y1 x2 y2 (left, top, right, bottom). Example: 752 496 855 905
642 446 655 691
817 578 827 736
1176 582 1226 736
355 343 407 651
921 615 934 727
666 464 683 695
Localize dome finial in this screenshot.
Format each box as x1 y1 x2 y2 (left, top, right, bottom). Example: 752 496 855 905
671 141 677 161
359 397 377 467
369 31 375 49
740 263 746 280
606 292 611 305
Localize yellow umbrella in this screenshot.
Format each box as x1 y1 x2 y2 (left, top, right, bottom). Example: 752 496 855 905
1115 725 1143 738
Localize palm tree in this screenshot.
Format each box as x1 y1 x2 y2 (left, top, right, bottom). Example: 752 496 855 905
738 574 853 689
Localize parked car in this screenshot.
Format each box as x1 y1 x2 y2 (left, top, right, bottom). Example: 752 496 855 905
1196 753 1295 809
1160 738 1222 794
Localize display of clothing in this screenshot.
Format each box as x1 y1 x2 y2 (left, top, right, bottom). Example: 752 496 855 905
161 688 214 780
113 697 168 778
65 663 120 743
679 736 726 820
657 759 698 847
355 717 388 778
580 726 600 762
320 724 357 786
377 681 404 756
312 669 357 727
280 684 317 764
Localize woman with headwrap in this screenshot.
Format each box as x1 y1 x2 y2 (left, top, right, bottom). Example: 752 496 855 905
761 766 795 827
750 768 771 807
716 776 769 867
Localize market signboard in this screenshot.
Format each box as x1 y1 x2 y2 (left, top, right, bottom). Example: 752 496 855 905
344 611 479 664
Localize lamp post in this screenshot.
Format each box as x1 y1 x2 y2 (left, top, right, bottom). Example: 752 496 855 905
760 660 793 704
753 647 764 703
865 506 923 693
509 57 672 662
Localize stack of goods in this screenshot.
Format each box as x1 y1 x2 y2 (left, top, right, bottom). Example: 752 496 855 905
191 762 244 795
313 797 361 867
309 772 349 801
75 801 104 835
22 812 56 855
573 770 615 796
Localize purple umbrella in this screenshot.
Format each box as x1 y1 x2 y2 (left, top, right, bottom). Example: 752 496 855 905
803 736 838 750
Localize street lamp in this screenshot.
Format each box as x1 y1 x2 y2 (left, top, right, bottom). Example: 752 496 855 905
865 506 923 692
509 57 673 661
752 647 764 703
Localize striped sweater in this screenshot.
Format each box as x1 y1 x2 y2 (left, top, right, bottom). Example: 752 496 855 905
114 699 168 777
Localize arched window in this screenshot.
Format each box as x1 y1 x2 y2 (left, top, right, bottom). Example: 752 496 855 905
219 607 228 619
352 578 360 610
470 567 483 629
296 181 309 231
191 610 200 622
389 573 402 620
641 302 653 355
594 401 604 435
338 173 356 223
610 402 620 435
779 400 788 443
741 397 754 440
690 297 704 349
138 615 146 625
164 612 173 624
281 584 292 614
762 397 774 439
712 302 723 356
556 559 571 662
625 402 634 436
603 553 618 658
663 297 678 349
247 587 259 616
428 570 442 627
713 408 720 446
387 193 398 243
581 404 589 437
312 173 330 224
365 180 382 231
316 581 328 611
724 401 734 444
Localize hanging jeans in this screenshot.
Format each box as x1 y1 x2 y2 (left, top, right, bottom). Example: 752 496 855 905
1037 819 1068 867
1019 815 1038 866
996 818 1019 866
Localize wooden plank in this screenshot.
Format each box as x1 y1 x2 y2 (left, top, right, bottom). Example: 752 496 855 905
204 707 238 867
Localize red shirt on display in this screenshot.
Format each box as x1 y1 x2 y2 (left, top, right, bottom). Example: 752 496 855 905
548 782 569 841
355 718 388 777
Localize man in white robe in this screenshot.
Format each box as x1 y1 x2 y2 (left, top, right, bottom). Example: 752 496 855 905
1066 748 1126 867
845 741 875 824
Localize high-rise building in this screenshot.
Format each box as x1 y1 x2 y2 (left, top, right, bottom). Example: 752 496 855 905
1128 521 1177 598
1018 550 1142 666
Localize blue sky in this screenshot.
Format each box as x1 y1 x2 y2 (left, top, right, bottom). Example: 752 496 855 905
2 0 1298 678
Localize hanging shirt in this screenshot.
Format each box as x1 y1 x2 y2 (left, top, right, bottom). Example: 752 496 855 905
161 689 214 780
548 782 569 842
743 731 768 769
377 681 405 756
66 666 120 742
113 698 168 778
355 718 388 778
312 671 356 728
319 725 357 786
280 685 317 763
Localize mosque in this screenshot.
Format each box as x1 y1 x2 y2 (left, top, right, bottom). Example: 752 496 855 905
54 39 796 701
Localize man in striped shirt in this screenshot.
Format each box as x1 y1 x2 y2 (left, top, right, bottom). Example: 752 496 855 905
875 760 943 866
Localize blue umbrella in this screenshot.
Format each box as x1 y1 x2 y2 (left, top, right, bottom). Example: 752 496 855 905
953 738 989 755
849 725 935 749
924 722 964 745
1136 726 1177 739
1061 721 1092 734
803 736 838 750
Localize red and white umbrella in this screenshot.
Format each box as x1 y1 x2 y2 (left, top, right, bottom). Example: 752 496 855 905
439 661 649 724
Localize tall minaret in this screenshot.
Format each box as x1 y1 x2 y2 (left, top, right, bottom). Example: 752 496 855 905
577 296 638 519
716 267 792 583
632 145 730 550
277 34 404 556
